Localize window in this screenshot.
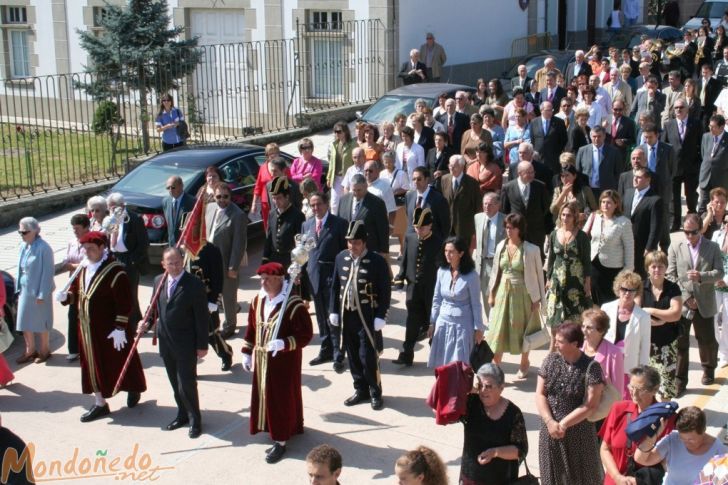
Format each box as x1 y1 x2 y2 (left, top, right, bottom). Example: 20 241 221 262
309 11 342 31
9 29 29 77
305 10 344 98
93 7 108 27
5 6 27 24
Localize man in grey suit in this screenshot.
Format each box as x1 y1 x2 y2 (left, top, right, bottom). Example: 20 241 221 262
667 214 725 392
205 183 247 339
419 33 447 82
575 126 623 198
699 114 728 213
162 176 195 246
473 192 506 317
640 123 675 251
630 75 666 130
337 174 389 255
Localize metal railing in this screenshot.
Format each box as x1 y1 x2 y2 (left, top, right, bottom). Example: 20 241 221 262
0 18 386 201
510 33 553 64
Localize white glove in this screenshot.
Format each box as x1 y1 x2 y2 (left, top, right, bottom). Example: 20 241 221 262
107 329 127 351
207 302 218 313
329 314 340 327
54 291 68 303
242 353 253 372
374 317 386 331
267 339 285 357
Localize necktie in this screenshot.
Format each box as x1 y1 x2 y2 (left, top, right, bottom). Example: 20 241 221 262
402 147 409 171
353 199 360 218
315 218 322 235
631 191 641 215
543 119 549 134
172 198 178 224
453 178 459 192
612 118 618 139
416 195 423 208
679 120 685 141
483 219 491 257
648 145 656 172
167 276 177 300
448 116 454 144
700 82 706 105
522 184 529 204
548 89 553 101
712 136 720 157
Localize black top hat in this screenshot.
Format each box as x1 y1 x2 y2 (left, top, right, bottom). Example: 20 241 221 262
413 207 433 227
345 219 367 240
269 176 290 196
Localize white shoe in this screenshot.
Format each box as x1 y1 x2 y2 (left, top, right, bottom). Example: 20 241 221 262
66 353 79 362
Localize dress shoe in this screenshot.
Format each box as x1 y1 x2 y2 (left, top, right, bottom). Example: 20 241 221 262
34 353 51 364
516 368 529 379
333 360 346 374
220 327 235 340
702 373 715 385
265 442 286 464
221 355 233 371
16 352 38 364
371 396 384 410
165 417 190 431
391 353 413 366
188 424 202 439
127 391 141 408
80 404 111 423
309 355 333 366
66 353 79 362
344 392 370 406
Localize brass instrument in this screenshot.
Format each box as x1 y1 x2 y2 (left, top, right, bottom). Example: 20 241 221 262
665 43 685 60
695 38 706 65
101 205 130 236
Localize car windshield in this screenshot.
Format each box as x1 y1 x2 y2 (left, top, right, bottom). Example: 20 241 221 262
696 2 728 17
113 163 201 197
361 95 433 123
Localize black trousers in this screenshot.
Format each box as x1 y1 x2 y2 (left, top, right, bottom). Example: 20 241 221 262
343 310 381 398
208 311 232 362
160 339 201 425
402 284 431 355
162 141 185 151
676 310 719 388
312 281 342 362
114 253 141 335
67 304 79 354
591 257 622 306
672 174 699 227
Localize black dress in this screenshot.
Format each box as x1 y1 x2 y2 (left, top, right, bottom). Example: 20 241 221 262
460 395 528 485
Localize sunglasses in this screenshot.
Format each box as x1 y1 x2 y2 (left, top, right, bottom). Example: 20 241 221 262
215 194 230 200
18 230 30 235
683 229 699 236
620 287 637 293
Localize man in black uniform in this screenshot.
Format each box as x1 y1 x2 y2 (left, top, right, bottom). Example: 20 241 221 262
186 243 233 371
330 220 391 410
263 176 306 268
392 208 443 367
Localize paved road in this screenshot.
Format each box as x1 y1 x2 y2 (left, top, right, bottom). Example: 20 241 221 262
1 132 727 484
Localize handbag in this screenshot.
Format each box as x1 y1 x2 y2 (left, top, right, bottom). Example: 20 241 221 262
522 311 550 353
585 360 621 422
469 340 494 371
0 317 14 354
509 459 539 485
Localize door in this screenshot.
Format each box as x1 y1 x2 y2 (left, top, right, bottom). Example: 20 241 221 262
587 0 596 46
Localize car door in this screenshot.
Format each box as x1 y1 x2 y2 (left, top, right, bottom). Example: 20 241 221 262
219 157 256 212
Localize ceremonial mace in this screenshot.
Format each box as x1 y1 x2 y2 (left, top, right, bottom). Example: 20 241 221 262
270 233 316 341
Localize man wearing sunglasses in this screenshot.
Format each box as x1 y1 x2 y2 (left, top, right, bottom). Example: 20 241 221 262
667 213 724 391
162 175 194 247
623 167 663 278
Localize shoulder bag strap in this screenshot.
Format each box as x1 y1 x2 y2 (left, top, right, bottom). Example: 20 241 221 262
390 169 399 187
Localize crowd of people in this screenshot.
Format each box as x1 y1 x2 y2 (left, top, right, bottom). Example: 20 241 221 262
7 27 728 484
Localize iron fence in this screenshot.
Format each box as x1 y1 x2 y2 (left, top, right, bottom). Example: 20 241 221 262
0 18 386 201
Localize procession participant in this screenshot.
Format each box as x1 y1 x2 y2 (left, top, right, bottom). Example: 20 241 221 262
186 242 233 372
392 208 443 366
330 220 392 410
57 231 146 423
262 176 306 268
61 213 90 362
241 262 313 464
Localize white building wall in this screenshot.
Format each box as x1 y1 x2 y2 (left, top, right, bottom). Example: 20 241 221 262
30 0 56 76
67 2 87 75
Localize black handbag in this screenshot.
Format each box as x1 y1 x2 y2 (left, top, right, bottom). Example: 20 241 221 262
509 460 539 485
469 340 494 371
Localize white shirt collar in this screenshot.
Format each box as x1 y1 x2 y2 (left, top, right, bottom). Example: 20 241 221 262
517 179 529 192
417 186 431 199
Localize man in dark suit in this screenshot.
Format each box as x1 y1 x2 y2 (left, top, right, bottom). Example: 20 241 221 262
162 176 195 247
575 126 624 198
630 75 666 130
425 132 453 185
303 192 348 370
205 182 247 339
539 72 567 114
565 49 593 86
440 155 481 246
618 148 655 202
699 114 728 213
698 64 722 129
529 101 567 174
507 142 555 197
411 112 435 153
641 123 676 250
511 64 533 91
661 99 703 230
679 31 698 79
150 247 208 439
106 192 149 335
606 99 637 167
392 208 443 366
337 174 389 254
436 98 469 154
501 161 550 255
623 168 664 277
405 166 450 240
398 49 427 85
262 177 306 268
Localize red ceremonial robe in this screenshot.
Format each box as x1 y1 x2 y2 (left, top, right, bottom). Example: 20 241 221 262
241 292 313 441
64 257 146 398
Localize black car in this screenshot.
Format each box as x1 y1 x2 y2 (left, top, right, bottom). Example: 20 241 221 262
1 270 17 332
604 24 684 50
500 50 576 94
109 144 307 262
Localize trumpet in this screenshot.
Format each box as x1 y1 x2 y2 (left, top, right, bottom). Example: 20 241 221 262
101 206 129 235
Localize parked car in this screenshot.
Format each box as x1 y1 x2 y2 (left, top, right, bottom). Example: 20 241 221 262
604 24 684 50
357 83 475 125
1 270 17 333
683 1 728 31
109 144 318 263
499 50 575 94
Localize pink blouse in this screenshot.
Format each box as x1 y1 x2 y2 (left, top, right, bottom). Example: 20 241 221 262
583 338 626 398
289 156 323 190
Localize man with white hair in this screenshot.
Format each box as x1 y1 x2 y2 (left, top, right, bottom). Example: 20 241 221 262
589 74 612 116
565 50 593 85
440 155 481 245
106 192 149 334
341 147 367 192
511 64 532 91
454 90 476 116
603 66 633 110
501 160 550 254
535 57 561 91
398 48 427 85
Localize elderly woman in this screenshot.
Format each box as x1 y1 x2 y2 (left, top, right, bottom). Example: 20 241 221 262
566 107 591 153
487 213 545 378
466 142 502 196
599 365 676 485
86 195 108 231
581 308 625 396
61 213 90 361
578 86 607 130
394 446 448 485
635 407 727 485
601 270 652 398
501 87 534 128
550 153 597 225
459 363 528 485
587 190 635 305
635 251 683 400
15 217 55 365
503 109 531 164
380 150 410 251
460 113 493 157
545 201 593 332
290 138 323 190
537 322 605 485
481 108 505 163
377 121 400 152
428 237 485 368
197 165 225 204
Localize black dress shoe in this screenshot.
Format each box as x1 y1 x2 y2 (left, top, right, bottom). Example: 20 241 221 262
333 360 346 374
188 425 202 439
702 373 715 385
127 391 141 408
80 404 111 423
265 443 287 464
391 353 413 366
220 327 235 340
371 396 384 410
309 355 333 366
344 392 370 406
165 417 190 431
221 355 233 371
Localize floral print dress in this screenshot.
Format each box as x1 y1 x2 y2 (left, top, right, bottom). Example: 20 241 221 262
545 230 592 327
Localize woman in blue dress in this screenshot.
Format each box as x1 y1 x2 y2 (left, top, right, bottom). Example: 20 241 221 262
428 236 485 368
15 217 55 364
155 94 185 151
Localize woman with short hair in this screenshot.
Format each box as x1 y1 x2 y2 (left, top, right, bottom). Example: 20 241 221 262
566 106 591 153
581 308 625 396
86 195 108 232
290 138 323 190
